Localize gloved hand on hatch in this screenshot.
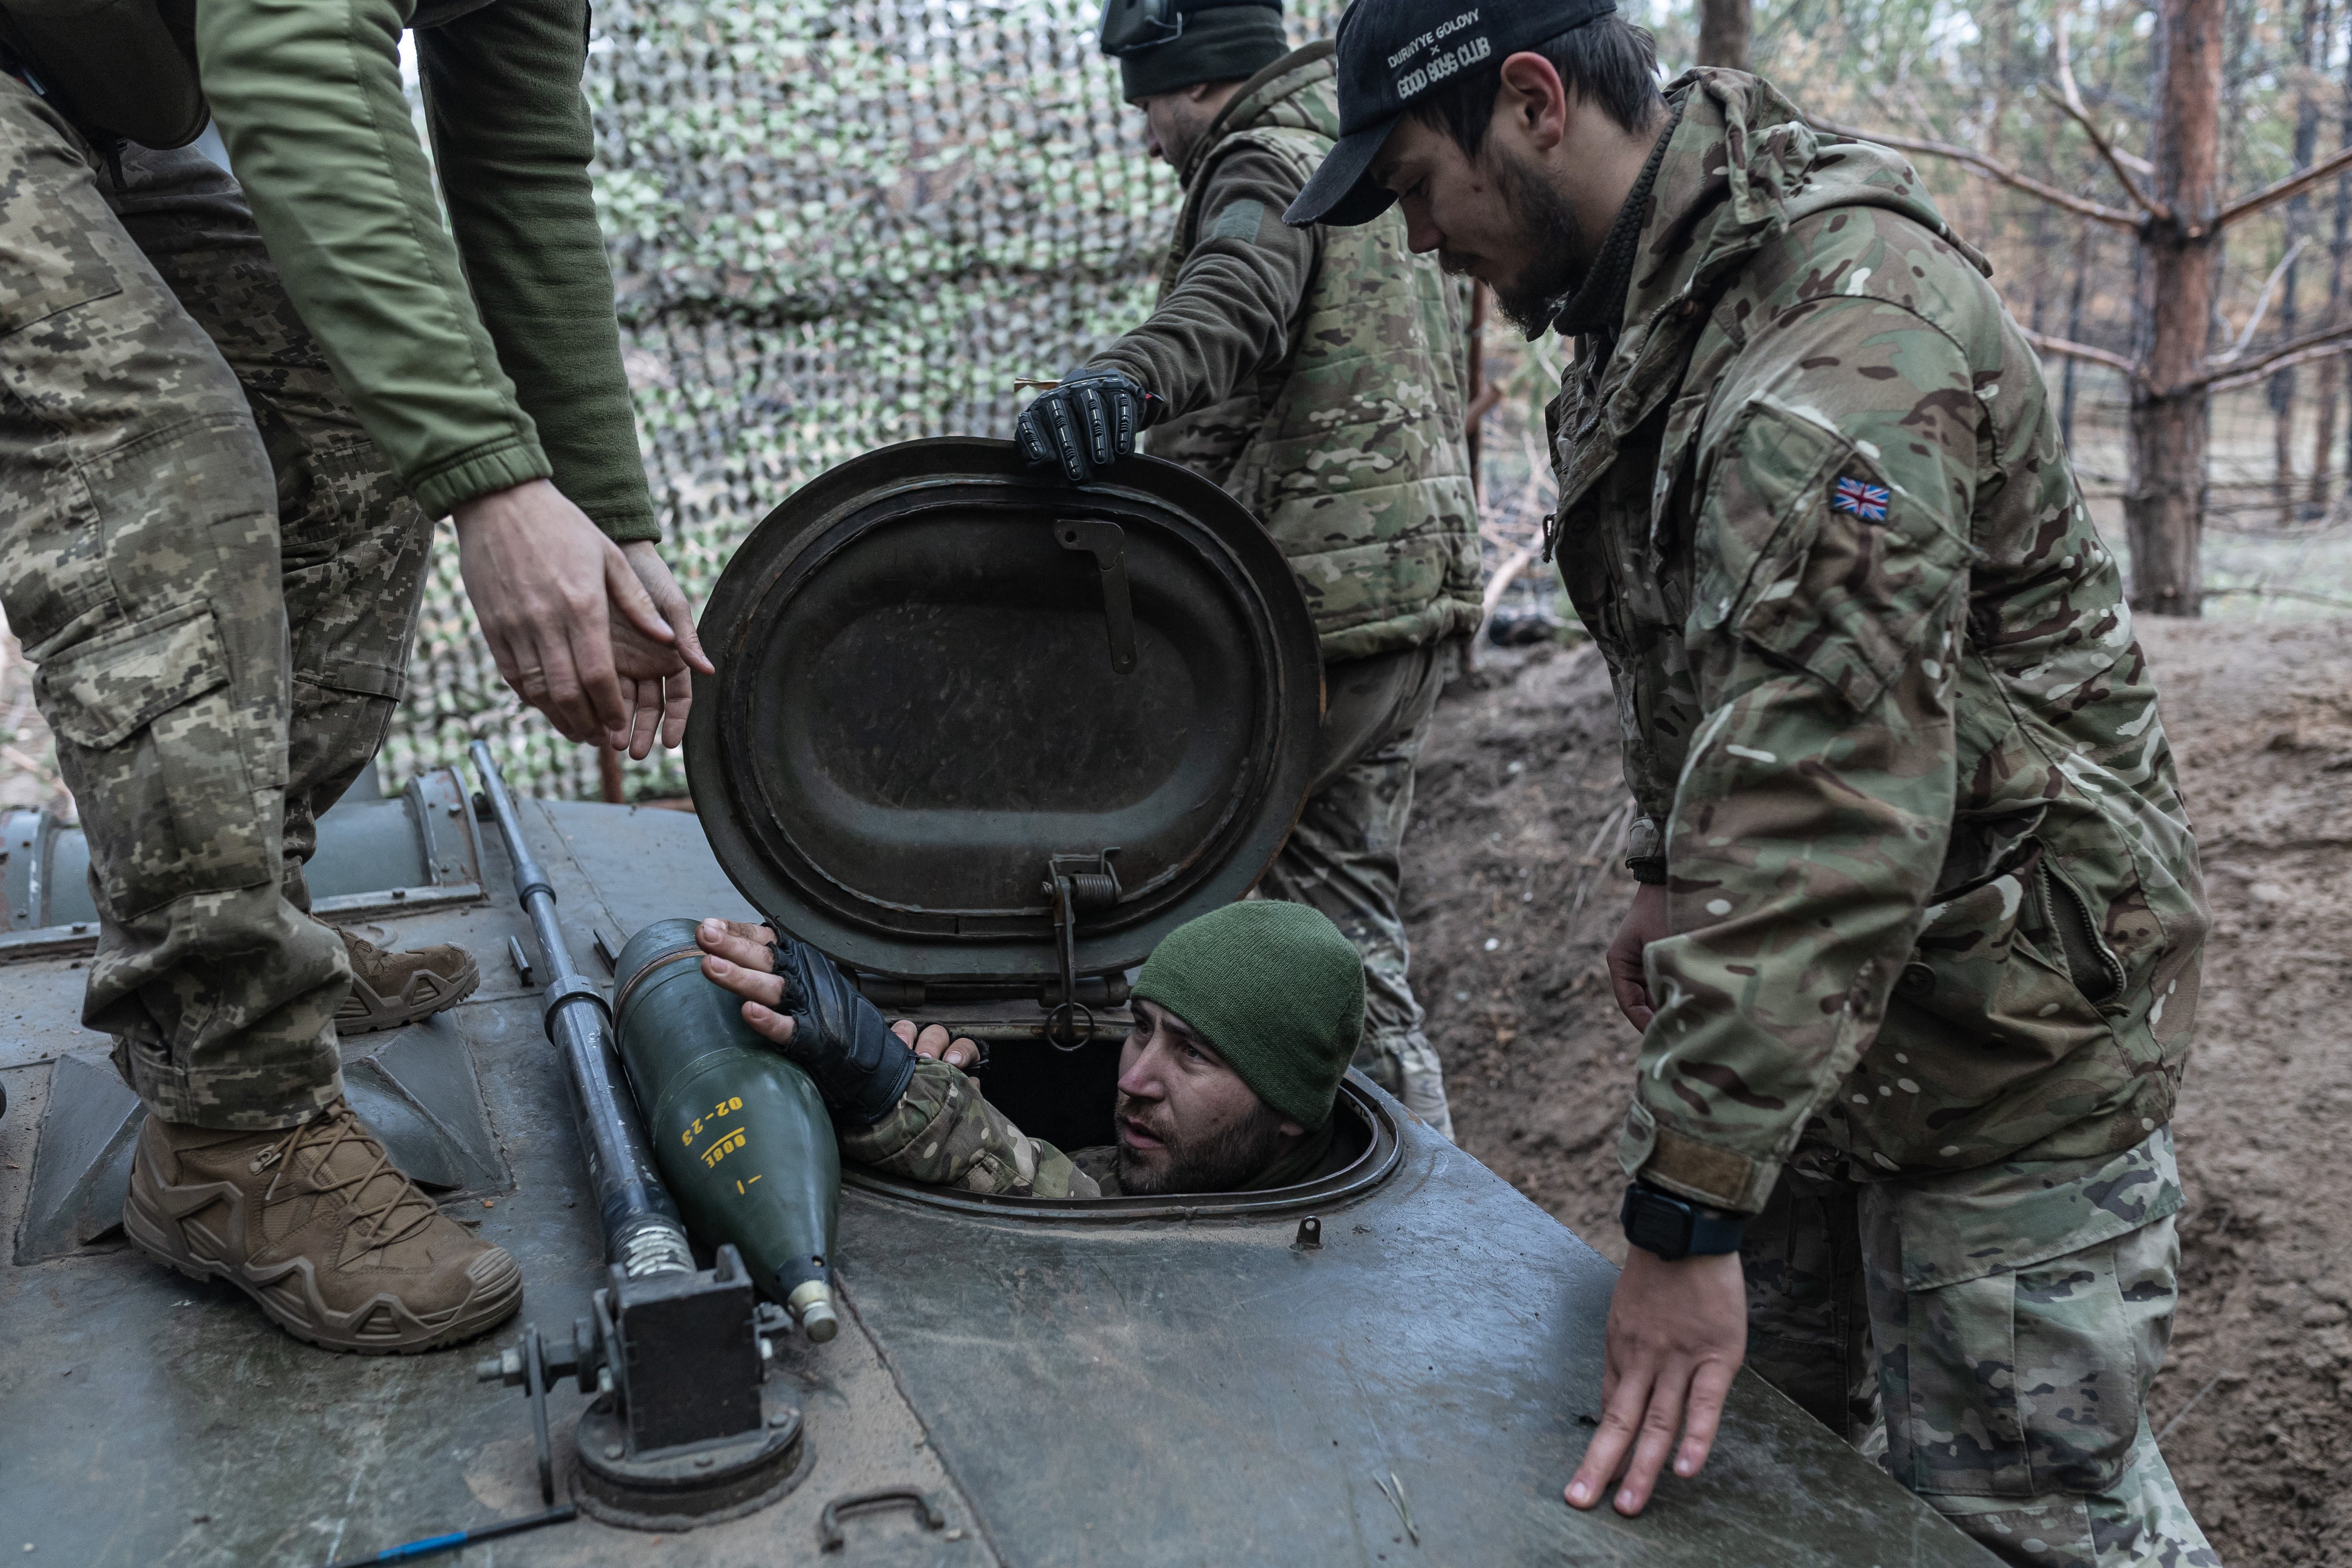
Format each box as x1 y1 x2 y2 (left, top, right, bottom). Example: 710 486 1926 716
1012 368 1160 483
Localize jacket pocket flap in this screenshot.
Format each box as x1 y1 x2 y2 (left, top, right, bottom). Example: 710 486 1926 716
35 602 230 750
1896 1129 2183 1290
1696 397 1968 711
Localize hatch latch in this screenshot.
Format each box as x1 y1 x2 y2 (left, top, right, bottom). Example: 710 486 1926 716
1055 519 1137 675
1043 849 1121 1049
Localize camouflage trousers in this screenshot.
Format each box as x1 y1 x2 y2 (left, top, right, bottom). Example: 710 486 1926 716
0 77 431 1129
1744 1130 2217 1568
1258 641 1455 1141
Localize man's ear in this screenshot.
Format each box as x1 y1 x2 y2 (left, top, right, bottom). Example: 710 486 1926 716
1493 49 1571 157
1279 1117 1307 1137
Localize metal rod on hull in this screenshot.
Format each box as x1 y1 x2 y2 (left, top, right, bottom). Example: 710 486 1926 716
469 742 691 1279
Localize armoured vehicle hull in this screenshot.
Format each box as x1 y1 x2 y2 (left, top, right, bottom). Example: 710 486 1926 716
0 789 1995 1566
3 441 1992 1562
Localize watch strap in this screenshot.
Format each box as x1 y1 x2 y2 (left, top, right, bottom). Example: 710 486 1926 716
1684 1201 1744 1257
1620 1181 1745 1261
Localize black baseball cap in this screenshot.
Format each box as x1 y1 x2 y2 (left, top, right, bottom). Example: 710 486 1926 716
1283 0 1618 227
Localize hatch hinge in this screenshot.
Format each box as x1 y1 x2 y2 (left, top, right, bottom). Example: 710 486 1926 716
1043 849 1121 1049
1055 519 1137 675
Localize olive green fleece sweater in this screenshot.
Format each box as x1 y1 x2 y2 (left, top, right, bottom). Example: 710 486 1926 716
195 0 655 539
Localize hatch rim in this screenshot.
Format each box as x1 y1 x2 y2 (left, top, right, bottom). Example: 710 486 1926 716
835 1076 1403 1223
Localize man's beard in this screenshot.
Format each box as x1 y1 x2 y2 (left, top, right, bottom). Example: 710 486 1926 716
1113 1094 1294 1196
1440 146 1590 337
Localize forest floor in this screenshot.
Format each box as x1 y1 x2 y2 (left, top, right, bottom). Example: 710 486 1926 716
1408 617 2352 1568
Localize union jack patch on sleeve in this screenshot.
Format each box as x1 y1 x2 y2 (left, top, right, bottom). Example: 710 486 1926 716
1831 475 1890 522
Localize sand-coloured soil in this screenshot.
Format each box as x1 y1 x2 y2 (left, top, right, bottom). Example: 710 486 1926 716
1408 618 2352 1568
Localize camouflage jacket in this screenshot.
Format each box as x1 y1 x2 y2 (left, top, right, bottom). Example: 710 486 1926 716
836 1060 1339 1198
1093 43 1483 663
1550 71 2209 1215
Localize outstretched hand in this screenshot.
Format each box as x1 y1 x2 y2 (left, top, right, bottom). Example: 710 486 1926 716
1566 1246 1746 1515
455 481 713 757
612 541 713 758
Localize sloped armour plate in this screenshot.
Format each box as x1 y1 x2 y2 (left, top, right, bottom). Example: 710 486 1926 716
686 438 1324 987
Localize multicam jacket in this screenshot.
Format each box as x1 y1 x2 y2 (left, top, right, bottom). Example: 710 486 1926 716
1553 71 2209 1215
1093 43 1483 663
836 1060 1339 1198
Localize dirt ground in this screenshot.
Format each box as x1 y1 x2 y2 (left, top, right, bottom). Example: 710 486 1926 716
1408 618 2352 1567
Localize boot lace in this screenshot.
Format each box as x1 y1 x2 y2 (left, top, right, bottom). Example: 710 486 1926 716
258 1103 440 1258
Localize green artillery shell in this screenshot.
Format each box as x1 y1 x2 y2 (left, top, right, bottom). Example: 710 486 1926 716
612 919 842 1339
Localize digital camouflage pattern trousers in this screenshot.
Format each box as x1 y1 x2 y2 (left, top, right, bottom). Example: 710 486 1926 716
1257 641 1455 1141
1744 1128 2217 1568
0 77 431 1129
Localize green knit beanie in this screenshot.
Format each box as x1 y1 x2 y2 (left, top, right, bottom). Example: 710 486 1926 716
1116 5 1290 100
1130 901 1364 1131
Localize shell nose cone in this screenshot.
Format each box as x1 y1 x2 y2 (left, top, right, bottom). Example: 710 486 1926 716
801 1299 840 1342
790 1279 840 1342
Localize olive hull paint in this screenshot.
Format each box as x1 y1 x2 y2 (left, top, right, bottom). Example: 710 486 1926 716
610 919 842 1311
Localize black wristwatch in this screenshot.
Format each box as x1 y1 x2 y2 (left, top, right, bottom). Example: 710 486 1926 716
1620 1182 1745 1261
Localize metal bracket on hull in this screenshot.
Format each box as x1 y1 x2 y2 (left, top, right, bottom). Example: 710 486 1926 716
476 1246 812 1530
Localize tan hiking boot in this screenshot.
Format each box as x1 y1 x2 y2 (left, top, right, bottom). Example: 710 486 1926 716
122 1099 522 1354
334 927 480 1035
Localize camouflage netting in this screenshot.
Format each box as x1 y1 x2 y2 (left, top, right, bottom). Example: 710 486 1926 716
381 0 1348 802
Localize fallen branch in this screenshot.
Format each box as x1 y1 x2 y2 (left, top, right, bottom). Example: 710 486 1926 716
1809 116 2143 231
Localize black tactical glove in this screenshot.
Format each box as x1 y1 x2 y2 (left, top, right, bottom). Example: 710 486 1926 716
766 934 917 1128
1013 367 1159 483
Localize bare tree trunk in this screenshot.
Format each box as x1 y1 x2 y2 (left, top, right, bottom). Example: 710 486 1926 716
2323 8 2352 507
1697 0 1752 71
2028 198 2053 334
2128 0 2225 616
2062 219 2094 447
2272 0 2324 526
2315 331 2344 512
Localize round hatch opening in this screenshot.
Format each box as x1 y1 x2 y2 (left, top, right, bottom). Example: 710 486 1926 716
838 1076 1404 1222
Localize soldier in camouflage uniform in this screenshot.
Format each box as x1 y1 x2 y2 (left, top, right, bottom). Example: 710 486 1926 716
0 0 705 1353
1288 3 2215 1564
1013 0 1482 1139
692 903 1369 1200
